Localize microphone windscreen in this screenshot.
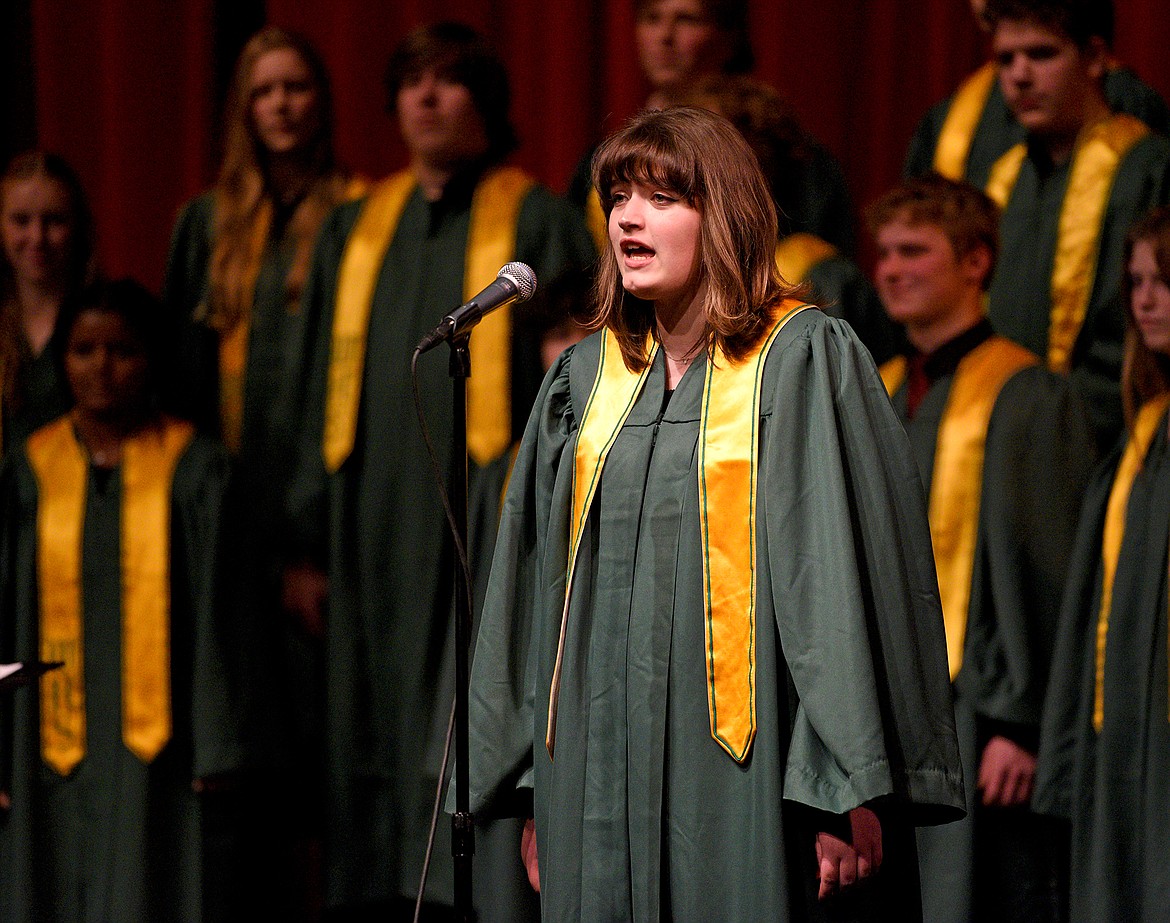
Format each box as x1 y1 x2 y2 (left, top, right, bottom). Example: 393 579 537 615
498 262 537 303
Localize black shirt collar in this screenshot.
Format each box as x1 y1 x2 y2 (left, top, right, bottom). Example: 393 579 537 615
909 318 994 384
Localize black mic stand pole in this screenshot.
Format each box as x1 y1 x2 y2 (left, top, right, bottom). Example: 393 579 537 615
447 334 475 923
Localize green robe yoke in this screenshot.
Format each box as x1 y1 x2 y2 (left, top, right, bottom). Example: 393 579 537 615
467 311 965 922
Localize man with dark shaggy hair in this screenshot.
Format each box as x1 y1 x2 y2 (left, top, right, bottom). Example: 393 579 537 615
980 0 1170 452
284 21 593 921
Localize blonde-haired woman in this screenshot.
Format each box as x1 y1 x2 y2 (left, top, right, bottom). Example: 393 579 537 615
163 25 362 918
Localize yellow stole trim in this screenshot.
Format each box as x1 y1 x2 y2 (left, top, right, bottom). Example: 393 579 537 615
546 331 658 757
219 177 369 454
28 415 194 774
986 115 1150 374
984 143 1028 212
933 62 998 181
774 233 837 284
585 187 608 254
323 170 416 472
547 302 811 761
323 167 534 472
1093 393 1170 731
879 354 908 395
882 338 1038 679
699 300 811 760
464 168 536 465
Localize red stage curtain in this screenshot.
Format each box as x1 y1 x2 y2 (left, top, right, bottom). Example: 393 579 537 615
32 0 215 292
31 0 1170 290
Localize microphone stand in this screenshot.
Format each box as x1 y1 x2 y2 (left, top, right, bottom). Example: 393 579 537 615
447 334 475 923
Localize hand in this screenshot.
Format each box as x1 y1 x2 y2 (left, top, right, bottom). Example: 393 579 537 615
282 561 328 639
0 790 10 812
978 735 1036 807
815 806 883 900
521 817 540 892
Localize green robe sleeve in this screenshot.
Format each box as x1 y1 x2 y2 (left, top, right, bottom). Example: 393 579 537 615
1105 65 1170 135
0 452 42 916
760 315 965 824
1032 454 1117 820
282 200 364 565
0 455 23 798
172 436 245 778
465 350 576 818
161 193 220 431
958 367 1098 735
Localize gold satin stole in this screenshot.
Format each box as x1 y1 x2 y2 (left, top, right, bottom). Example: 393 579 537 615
28 415 194 775
1092 393 1170 730
549 301 812 762
932 62 999 180
323 167 535 472
985 114 1150 374
881 337 1039 678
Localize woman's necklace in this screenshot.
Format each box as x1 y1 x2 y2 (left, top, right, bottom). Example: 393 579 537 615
661 340 703 365
90 448 115 467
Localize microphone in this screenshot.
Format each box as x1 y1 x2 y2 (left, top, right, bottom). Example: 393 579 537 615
416 262 538 354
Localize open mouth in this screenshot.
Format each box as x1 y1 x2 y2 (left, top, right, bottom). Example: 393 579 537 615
621 240 655 264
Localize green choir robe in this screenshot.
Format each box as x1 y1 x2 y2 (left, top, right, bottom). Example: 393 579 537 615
465 311 966 922
905 64 1170 187
884 324 1097 922
163 192 324 776
0 429 240 923
1035 410 1170 923
287 168 595 912
987 130 1170 452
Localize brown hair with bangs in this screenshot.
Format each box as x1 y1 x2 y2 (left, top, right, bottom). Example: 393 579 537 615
589 106 803 371
1121 206 1170 427
983 0 1112 49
